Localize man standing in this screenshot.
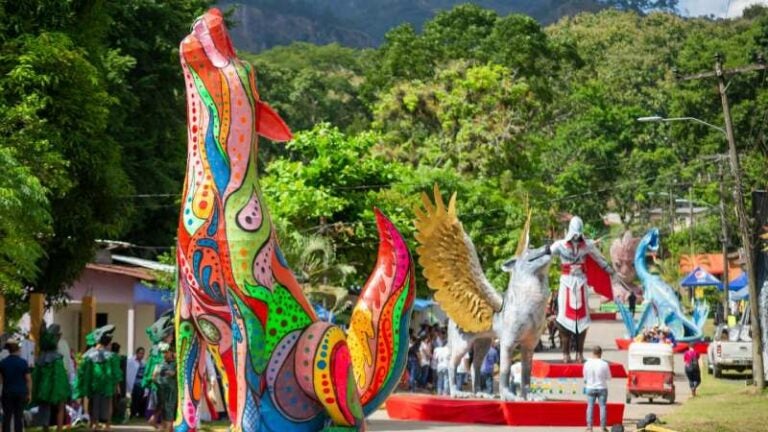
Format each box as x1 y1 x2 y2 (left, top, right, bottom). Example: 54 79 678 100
126 347 146 418
433 344 450 396
480 342 499 395
417 332 433 389
0 341 31 432
583 346 611 432
549 216 616 362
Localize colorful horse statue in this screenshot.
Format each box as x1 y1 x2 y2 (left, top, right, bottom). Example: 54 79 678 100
175 9 415 431
617 228 708 342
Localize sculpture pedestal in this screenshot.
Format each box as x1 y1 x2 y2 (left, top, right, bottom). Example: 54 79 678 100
532 359 628 378
385 394 625 426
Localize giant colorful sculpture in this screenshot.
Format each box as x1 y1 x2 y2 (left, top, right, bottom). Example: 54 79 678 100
617 228 708 342
549 216 616 363
414 187 552 400
175 9 415 432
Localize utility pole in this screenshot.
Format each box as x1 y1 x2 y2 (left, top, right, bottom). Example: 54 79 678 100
679 54 767 388
719 158 730 325
689 185 694 259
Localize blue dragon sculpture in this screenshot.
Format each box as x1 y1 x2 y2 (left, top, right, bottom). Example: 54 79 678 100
617 228 708 342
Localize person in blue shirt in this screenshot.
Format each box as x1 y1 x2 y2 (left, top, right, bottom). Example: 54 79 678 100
0 341 32 432
480 341 499 394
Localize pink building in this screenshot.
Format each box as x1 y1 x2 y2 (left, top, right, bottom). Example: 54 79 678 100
50 252 173 354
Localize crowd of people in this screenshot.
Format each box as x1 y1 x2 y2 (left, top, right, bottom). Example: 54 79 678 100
0 319 180 432
406 322 526 396
632 325 676 345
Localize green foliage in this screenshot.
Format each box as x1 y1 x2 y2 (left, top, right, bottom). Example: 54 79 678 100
0 0 211 306
373 61 540 179
243 43 370 133
104 0 213 249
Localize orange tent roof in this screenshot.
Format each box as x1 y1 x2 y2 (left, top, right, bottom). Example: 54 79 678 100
679 254 742 280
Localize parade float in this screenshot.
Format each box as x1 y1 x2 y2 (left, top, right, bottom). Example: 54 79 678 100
384 188 624 427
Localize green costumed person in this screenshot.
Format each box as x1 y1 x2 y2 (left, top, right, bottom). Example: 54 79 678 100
143 311 174 428
75 325 122 431
32 323 71 432
152 342 177 432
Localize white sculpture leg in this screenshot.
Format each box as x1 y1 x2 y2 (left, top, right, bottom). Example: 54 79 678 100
448 343 472 398
499 339 516 401
520 347 535 400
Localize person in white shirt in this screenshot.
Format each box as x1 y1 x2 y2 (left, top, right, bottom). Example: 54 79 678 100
127 347 147 418
434 346 451 396
456 352 470 390
418 334 433 388
19 336 35 367
583 345 611 432
510 362 523 395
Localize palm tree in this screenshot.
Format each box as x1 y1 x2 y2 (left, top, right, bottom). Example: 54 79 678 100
276 221 356 314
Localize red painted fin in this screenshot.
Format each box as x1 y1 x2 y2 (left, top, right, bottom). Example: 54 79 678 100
256 101 292 142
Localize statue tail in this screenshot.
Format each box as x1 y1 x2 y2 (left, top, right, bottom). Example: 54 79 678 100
346 209 416 416
618 300 656 338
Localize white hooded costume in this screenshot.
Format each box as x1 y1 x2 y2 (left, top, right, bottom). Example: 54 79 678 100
549 217 615 334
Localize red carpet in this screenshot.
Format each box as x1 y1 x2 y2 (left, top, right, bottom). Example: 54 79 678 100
591 312 617 320
615 339 709 354
532 360 627 378
386 394 625 426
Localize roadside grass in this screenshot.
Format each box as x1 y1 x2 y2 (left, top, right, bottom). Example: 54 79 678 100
662 369 768 432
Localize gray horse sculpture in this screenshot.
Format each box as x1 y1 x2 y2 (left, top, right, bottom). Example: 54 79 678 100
414 187 552 400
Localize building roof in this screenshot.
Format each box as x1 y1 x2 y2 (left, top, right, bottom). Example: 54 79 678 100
679 253 742 279
112 255 174 273
85 263 156 281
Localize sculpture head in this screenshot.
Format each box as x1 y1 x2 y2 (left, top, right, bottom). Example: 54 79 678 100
501 245 552 278
610 231 641 300
565 216 584 242
645 228 660 253
501 207 551 284
611 231 639 281
179 8 291 206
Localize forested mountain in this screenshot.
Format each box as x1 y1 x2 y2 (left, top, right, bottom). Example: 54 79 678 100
219 0 676 51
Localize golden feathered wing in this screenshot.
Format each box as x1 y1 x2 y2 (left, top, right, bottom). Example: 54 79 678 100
414 186 503 333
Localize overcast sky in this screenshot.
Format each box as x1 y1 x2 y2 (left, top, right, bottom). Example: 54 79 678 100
678 0 768 17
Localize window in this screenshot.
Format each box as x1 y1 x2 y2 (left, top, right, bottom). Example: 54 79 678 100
96 313 108 328
642 357 661 366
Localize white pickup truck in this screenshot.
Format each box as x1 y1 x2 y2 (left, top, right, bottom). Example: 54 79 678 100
707 324 753 378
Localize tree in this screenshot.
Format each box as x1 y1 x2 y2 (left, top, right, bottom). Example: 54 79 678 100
104 0 213 251
373 61 541 180
0 0 211 304
243 42 370 133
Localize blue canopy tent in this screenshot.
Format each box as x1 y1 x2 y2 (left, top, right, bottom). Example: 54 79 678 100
680 266 723 288
680 266 722 306
413 298 435 312
313 303 335 323
721 273 749 300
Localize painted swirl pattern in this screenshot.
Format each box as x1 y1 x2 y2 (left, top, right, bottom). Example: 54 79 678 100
175 9 415 432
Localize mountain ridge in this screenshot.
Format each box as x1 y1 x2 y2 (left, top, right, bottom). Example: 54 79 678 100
219 0 609 52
